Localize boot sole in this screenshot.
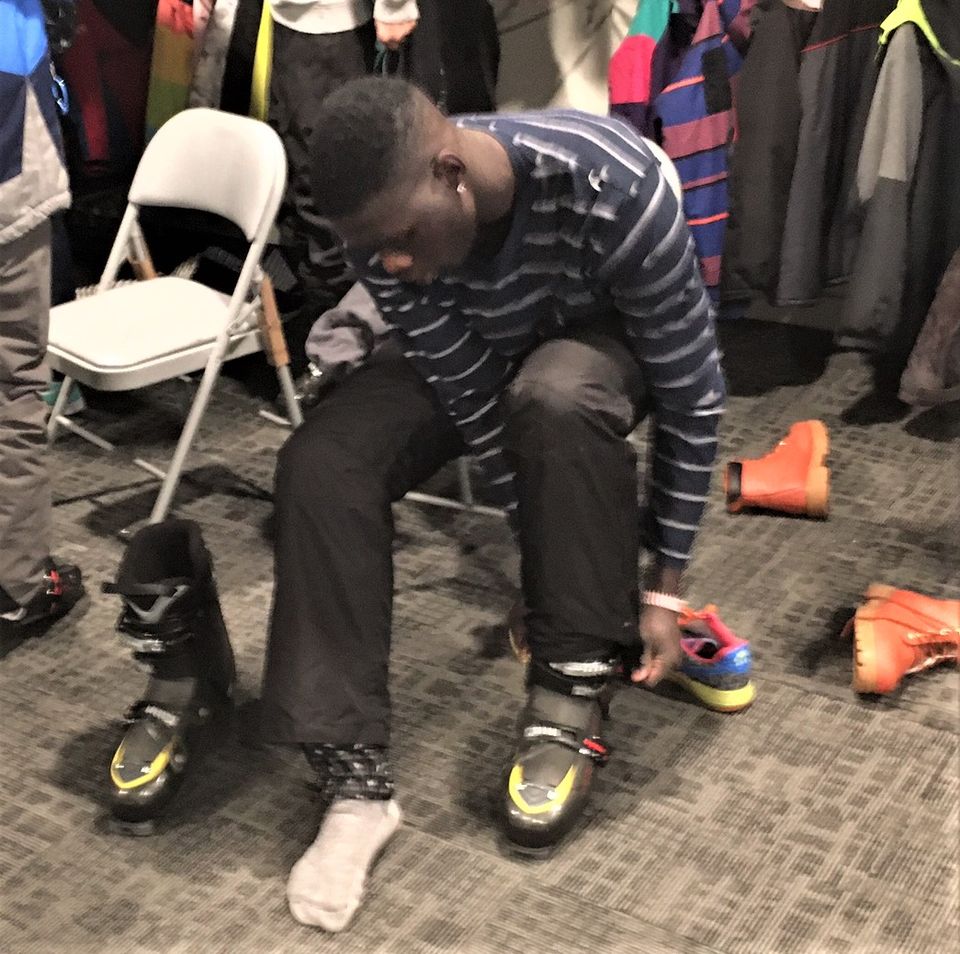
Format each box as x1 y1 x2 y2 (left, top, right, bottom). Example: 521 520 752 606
667 672 756 712
500 829 568 860
107 817 158 837
851 615 888 694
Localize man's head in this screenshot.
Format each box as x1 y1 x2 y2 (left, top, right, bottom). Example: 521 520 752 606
309 76 479 284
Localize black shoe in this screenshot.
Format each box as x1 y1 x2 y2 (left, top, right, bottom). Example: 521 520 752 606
103 520 235 832
0 561 84 639
500 659 614 856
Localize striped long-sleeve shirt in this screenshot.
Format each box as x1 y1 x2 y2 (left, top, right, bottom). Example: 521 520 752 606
355 110 725 569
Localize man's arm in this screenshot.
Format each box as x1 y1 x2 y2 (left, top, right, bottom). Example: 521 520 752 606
597 155 725 587
592 151 723 685
359 275 520 517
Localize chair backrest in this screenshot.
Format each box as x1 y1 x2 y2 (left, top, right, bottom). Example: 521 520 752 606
128 108 287 243
642 138 683 202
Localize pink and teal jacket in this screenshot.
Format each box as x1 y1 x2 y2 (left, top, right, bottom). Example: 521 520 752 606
611 0 756 299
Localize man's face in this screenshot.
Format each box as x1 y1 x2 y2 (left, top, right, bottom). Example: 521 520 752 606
334 165 477 285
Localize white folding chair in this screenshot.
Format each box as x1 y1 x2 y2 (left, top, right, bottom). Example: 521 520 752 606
46 107 303 524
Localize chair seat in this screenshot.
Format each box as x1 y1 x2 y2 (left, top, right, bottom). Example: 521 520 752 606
48 277 262 391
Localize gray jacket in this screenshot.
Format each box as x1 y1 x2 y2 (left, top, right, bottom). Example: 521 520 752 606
305 281 389 374
0 0 70 246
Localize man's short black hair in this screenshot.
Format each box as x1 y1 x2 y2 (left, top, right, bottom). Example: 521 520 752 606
308 76 424 221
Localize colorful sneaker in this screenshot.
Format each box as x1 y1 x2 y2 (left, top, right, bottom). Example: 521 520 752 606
507 602 755 713
669 605 755 712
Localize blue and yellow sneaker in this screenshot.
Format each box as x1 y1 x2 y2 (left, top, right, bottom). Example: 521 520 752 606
506 601 754 713
670 605 755 712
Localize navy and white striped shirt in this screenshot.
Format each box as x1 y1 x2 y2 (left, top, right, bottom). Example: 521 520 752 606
356 110 725 569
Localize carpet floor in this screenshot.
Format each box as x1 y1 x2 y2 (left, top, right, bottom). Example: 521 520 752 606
1 319 957 954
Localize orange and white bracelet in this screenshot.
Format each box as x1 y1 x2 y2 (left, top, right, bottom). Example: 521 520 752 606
641 591 687 614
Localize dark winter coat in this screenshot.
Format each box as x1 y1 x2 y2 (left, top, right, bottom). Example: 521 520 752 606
900 249 960 406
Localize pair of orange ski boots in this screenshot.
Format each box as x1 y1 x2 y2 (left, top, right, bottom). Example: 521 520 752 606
727 420 958 694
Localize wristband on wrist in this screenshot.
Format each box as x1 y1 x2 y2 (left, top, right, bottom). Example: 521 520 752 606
641 590 687 614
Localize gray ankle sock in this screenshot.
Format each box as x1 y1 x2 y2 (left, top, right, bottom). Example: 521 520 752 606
287 798 402 932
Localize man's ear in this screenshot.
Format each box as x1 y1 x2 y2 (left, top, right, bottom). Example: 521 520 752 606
432 150 465 193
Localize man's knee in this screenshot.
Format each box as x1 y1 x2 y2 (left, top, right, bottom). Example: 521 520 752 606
500 372 600 464
503 336 644 445
502 371 587 427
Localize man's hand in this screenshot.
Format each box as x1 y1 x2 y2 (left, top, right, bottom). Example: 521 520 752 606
632 605 683 686
375 19 417 49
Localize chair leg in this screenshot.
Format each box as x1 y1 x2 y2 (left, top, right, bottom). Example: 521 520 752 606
46 374 74 442
148 357 224 523
258 273 304 428
276 365 303 429
52 415 116 452
457 456 475 508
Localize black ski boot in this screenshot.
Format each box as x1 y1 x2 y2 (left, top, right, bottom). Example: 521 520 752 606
104 520 235 834
500 657 615 856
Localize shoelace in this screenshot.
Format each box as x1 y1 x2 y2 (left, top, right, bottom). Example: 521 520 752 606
906 627 960 671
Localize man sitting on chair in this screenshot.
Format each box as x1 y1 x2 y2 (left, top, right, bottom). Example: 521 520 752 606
260 76 724 932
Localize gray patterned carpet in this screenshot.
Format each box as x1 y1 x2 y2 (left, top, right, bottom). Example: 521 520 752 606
1 316 958 954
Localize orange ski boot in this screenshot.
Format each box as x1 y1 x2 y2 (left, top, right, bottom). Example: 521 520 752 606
725 420 830 517
844 585 960 694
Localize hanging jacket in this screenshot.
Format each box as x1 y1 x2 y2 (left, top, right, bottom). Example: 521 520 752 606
402 0 499 115
721 0 817 300
0 0 71 245
652 0 756 298
881 0 960 66
774 0 897 306
59 0 155 181
145 0 196 140
609 0 673 137
192 0 270 121
899 248 960 406
897 4 960 363
190 0 237 110
839 0 960 361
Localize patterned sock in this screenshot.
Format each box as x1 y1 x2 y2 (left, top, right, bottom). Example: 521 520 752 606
302 743 395 801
